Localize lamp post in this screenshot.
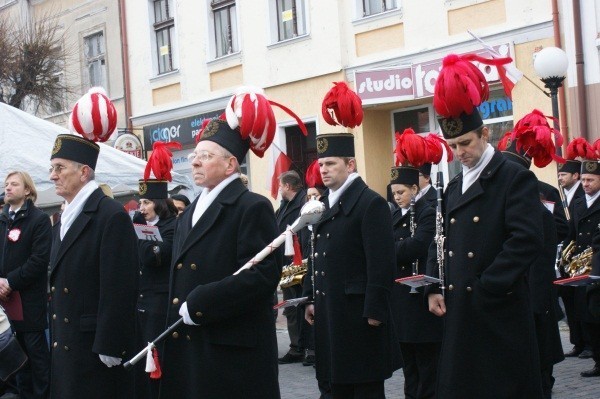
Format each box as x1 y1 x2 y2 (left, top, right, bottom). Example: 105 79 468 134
533 46 569 155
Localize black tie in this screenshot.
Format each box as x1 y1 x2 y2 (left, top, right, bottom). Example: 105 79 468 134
9 211 15 220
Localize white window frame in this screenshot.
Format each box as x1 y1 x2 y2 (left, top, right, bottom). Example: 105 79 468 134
149 0 179 76
355 0 399 19
208 0 240 60
83 31 107 90
268 0 308 44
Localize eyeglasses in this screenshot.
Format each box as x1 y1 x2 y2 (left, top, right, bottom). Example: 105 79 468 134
49 165 68 174
187 151 229 163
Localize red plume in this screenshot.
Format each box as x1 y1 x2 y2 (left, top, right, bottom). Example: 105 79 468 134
497 131 513 151
566 138 597 160
394 129 428 167
322 82 363 128
591 139 600 158
434 53 512 118
305 159 324 188
144 141 182 181
424 133 453 163
510 109 565 168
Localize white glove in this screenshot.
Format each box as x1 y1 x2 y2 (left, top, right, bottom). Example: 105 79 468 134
179 302 199 326
99 354 122 368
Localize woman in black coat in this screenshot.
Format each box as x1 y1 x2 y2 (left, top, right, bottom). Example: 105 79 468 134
390 166 442 399
134 195 178 399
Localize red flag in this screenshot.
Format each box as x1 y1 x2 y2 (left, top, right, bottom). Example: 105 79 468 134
270 148 293 199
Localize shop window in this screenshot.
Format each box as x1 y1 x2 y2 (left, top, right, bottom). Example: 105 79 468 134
210 0 239 58
152 0 177 75
83 31 106 89
270 0 307 43
360 0 398 17
393 106 432 134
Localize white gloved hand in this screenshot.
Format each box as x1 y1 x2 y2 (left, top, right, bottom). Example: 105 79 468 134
99 354 122 368
179 302 199 326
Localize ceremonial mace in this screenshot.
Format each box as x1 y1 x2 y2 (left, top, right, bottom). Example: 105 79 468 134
124 200 326 370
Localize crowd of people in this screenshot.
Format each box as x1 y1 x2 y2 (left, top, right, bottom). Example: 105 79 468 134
0 53 599 399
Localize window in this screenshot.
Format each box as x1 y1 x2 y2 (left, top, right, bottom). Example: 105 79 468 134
211 0 238 58
83 32 106 89
362 0 398 17
153 0 175 74
275 0 307 42
283 121 317 180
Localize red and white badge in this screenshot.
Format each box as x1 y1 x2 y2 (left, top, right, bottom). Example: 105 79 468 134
8 228 21 242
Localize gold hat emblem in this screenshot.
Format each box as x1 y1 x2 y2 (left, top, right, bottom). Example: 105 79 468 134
585 161 598 173
390 169 399 181
317 137 329 154
139 182 147 196
201 120 220 139
441 117 463 137
52 137 62 155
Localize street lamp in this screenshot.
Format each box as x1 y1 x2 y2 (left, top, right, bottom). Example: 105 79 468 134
533 46 569 153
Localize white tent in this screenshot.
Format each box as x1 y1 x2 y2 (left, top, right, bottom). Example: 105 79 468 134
0 103 192 208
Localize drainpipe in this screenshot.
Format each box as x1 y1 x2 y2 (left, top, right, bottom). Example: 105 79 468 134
572 0 588 141
118 0 133 132
551 0 570 151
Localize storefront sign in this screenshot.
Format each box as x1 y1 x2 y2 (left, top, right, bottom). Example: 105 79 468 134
142 110 224 148
355 44 513 105
171 149 193 172
114 133 143 158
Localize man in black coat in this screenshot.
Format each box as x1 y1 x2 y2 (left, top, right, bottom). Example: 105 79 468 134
275 170 308 364
48 134 139 398
159 118 281 399
415 163 437 208
563 160 600 377
0 171 52 399
425 116 543 396
304 133 401 398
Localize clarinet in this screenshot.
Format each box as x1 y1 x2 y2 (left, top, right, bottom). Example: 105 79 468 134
409 196 419 294
434 171 446 297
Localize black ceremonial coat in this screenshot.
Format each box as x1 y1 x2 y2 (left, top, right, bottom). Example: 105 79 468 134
425 150 543 399
588 230 600 319
0 200 52 332
49 188 139 399
419 184 437 209
304 177 401 384
391 199 442 343
159 179 281 399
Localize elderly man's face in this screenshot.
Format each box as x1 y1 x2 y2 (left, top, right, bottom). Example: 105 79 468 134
50 159 87 203
189 141 235 190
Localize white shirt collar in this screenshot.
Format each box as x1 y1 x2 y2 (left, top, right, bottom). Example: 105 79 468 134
585 190 600 208
146 215 160 226
563 180 580 206
461 144 495 194
328 173 360 208
191 173 240 227
60 180 99 240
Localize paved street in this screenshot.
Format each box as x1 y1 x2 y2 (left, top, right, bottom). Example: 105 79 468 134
276 314 598 398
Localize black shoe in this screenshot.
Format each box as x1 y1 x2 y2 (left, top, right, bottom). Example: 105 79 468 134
564 347 583 357
580 365 600 377
578 349 593 359
303 354 315 366
278 352 303 364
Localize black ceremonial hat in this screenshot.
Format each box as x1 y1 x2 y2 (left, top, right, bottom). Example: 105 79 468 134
51 134 100 170
138 180 168 200
438 112 483 140
581 161 600 176
316 133 355 158
199 119 250 163
419 163 432 176
390 166 419 186
558 160 582 174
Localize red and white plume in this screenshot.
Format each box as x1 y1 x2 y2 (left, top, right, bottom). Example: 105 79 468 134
225 86 307 158
566 138 598 160
510 109 565 168
69 87 117 142
305 159 324 189
322 82 363 128
144 141 182 181
433 53 512 118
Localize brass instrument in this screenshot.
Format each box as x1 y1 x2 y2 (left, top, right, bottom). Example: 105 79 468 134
561 240 576 266
279 258 308 288
565 247 593 277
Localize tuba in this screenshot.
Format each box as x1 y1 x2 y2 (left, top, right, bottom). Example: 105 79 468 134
565 247 593 277
279 259 308 288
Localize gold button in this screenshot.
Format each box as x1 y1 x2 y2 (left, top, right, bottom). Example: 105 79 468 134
186 335 191 341
401 267 406 270
195 311 203 317
448 251 453 257
316 290 320 295
317 234 321 238
402 223 407 227
322 291 326 296
191 263 197 270
473 216 479 223
467 252 474 258
177 263 183 269
173 298 179 305
315 271 318 276
51 286 55 292
139 271 143 275
466 286 472 292
64 318 69 323
327 234 330 238
450 218 456 224
323 252 326 257
64 346 69 351
448 284 454 291
172 332 179 339
52 314 57 320
53 342 58 348
315 253 319 257
321 271 325 276
139 294 144 298
332 217 335 220
64 288 69 294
